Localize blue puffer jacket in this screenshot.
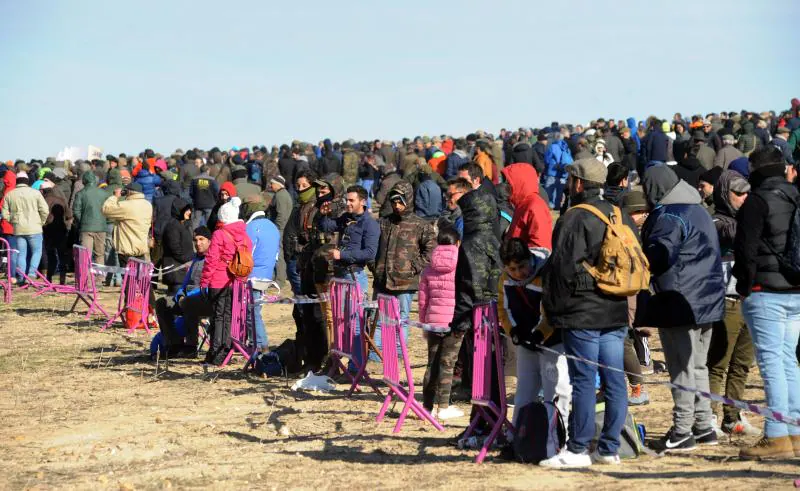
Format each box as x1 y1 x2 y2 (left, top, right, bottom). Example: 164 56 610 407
246 212 280 281
640 167 725 328
135 168 162 203
543 140 573 177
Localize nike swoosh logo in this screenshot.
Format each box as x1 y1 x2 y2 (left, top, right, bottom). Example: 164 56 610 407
664 436 691 449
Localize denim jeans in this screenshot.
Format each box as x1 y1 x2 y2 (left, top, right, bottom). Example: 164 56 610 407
252 289 268 349
191 208 212 229
742 292 800 438
542 175 566 210
14 234 43 282
563 327 628 456
286 259 302 295
347 269 370 371
370 290 413 362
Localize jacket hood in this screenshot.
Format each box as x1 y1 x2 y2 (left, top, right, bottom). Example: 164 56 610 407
510 142 533 165
389 180 415 212
429 244 459 274
678 156 702 171
458 189 496 235
322 172 345 198
161 178 181 196
220 181 237 198
713 170 747 218
643 166 701 207
627 117 637 130
171 197 191 220
82 171 98 186
2 171 16 194
501 163 539 209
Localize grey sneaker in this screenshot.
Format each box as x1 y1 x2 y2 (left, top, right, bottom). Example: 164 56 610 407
629 384 650 406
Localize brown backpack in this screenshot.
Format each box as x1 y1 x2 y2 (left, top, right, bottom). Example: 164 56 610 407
570 204 650 297
222 229 254 279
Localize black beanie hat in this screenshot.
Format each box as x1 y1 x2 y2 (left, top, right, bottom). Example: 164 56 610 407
193 226 212 240
699 167 723 187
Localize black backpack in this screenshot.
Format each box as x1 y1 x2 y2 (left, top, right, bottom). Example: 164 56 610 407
763 189 800 283
513 401 566 464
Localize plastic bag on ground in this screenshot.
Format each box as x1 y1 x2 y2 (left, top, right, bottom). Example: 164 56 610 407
291 371 337 392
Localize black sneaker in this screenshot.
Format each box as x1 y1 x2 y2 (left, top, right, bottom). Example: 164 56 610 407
693 427 719 446
659 428 696 453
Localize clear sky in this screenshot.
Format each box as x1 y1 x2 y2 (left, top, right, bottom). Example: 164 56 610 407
1 0 798 160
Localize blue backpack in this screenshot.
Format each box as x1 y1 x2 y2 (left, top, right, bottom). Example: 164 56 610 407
513 401 566 463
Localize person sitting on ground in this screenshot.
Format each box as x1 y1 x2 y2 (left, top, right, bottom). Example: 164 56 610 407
154 226 212 358
498 238 570 431
199 196 253 366
419 228 461 420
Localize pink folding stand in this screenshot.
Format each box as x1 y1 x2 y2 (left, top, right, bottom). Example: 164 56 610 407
219 279 255 368
462 302 514 464
0 238 12 303
102 257 153 334
328 278 381 397
34 245 109 319
375 294 443 433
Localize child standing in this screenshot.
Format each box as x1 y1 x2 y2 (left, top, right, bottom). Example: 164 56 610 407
419 229 462 420
497 238 571 430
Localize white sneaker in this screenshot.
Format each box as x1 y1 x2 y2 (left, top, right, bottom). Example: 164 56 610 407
437 406 465 420
710 415 725 438
591 451 621 465
539 449 592 468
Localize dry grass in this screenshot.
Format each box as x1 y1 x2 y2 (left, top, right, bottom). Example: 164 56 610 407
0 283 797 490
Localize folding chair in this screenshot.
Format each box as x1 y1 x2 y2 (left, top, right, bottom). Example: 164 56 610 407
0 237 12 303
461 301 513 464
327 278 381 397
220 279 255 368
102 257 153 333
375 294 443 433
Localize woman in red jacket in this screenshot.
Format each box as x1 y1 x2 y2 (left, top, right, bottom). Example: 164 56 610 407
200 196 253 365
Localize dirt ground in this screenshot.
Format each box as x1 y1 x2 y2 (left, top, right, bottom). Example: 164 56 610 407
1 283 799 491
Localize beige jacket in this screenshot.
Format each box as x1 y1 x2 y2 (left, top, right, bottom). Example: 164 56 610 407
0 184 49 235
102 193 152 257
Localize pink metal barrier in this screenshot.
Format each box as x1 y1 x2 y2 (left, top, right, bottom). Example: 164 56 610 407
0 238 12 303
462 302 513 464
102 257 153 334
375 294 443 433
328 278 380 397
219 279 254 368
33 245 108 319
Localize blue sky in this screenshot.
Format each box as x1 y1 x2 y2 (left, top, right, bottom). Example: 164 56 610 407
1 0 798 160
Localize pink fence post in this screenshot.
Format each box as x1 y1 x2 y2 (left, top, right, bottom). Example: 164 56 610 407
327 278 381 397
461 301 513 464
102 257 153 333
32 245 108 318
375 294 443 433
0 238 12 303
219 279 255 368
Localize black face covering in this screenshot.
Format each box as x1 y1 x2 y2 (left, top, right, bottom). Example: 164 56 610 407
316 191 334 207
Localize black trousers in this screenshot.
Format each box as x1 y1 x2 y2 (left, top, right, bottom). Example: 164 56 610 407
205 286 233 365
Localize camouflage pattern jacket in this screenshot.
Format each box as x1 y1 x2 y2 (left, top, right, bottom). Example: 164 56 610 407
374 181 436 292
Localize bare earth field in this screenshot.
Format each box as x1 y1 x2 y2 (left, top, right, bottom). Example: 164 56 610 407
1 283 799 490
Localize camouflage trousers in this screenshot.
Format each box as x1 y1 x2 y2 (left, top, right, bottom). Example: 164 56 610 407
423 330 465 410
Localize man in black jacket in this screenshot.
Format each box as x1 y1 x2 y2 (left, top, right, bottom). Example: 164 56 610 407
541 159 634 468
733 146 800 459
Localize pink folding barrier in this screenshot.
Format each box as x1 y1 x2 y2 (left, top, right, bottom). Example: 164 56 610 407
375 294 443 433
102 257 153 334
328 278 381 397
33 245 109 319
462 301 513 464
219 279 255 368
0 238 12 303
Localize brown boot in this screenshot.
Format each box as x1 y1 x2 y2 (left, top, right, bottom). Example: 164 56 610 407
740 436 794 460
790 435 800 457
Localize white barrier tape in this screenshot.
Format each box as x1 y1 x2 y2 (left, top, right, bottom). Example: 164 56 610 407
0 248 19 253
536 343 800 428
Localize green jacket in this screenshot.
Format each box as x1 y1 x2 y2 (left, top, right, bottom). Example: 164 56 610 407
72 172 110 233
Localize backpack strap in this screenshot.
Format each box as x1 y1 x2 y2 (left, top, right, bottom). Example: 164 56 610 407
569 203 612 226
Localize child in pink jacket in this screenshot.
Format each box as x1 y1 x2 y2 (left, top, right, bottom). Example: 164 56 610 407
419 229 463 420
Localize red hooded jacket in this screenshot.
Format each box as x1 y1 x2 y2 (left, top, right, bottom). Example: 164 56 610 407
1 172 17 235
501 163 553 250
